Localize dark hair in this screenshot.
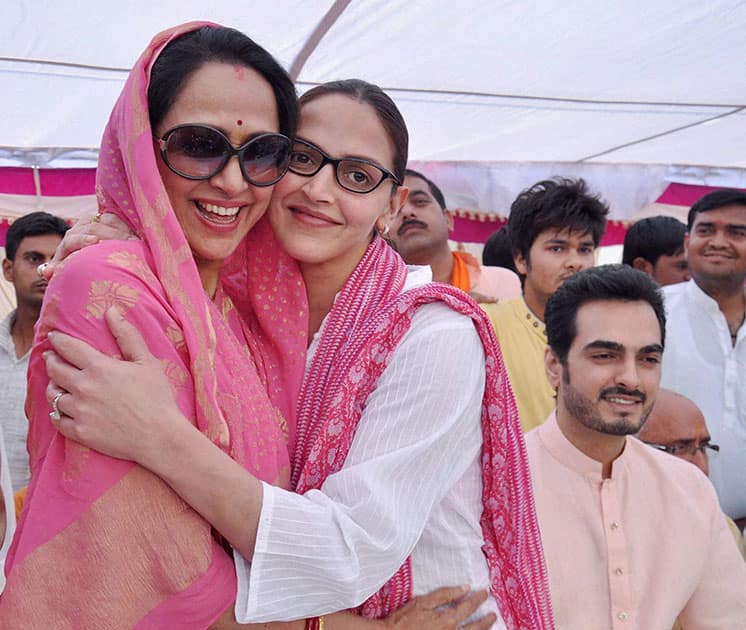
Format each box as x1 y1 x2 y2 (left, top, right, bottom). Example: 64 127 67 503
148 26 298 138
5 211 69 260
404 168 446 210
545 264 666 364
482 225 517 272
508 178 609 262
622 216 687 266
300 79 408 183
687 188 746 231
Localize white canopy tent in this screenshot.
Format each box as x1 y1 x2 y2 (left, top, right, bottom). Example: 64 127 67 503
1 0 745 217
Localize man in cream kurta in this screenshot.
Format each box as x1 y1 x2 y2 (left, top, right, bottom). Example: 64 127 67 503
526 265 746 629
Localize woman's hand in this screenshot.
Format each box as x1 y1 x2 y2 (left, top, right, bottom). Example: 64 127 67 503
382 586 497 629
39 212 136 280
45 308 187 466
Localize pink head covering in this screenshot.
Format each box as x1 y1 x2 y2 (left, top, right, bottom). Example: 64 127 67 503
1 22 308 628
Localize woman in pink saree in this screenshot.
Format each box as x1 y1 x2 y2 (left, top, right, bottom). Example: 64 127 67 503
37 77 554 628
0 23 307 627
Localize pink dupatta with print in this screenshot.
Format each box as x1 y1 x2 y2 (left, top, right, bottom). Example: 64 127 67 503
0 23 307 628
293 237 554 630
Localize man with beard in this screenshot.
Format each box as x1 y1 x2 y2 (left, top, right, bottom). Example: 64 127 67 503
661 189 746 532
525 265 746 629
387 169 521 302
482 178 608 431
0 211 68 491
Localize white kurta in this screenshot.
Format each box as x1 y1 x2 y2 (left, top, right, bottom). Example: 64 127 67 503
661 280 746 520
234 267 502 627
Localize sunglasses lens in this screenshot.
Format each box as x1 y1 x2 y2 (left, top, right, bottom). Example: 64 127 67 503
242 134 291 185
163 126 229 178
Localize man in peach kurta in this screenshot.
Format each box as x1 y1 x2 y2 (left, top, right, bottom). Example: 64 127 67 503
525 265 746 629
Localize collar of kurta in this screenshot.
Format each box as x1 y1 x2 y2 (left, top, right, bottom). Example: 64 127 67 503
537 411 634 481
517 297 547 341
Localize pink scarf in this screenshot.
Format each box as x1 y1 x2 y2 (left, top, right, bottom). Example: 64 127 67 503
1 23 307 628
293 238 554 629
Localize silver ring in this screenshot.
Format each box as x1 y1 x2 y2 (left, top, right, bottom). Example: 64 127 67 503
37 262 49 279
50 391 65 422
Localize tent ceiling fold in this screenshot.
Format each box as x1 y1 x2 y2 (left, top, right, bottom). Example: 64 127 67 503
1 0 745 168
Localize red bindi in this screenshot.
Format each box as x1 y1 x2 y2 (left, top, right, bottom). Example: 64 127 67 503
236 119 243 126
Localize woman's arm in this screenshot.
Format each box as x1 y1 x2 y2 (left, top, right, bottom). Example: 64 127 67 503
46 309 265 559
39 212 136 280
47 305 489 621
207 588 496 630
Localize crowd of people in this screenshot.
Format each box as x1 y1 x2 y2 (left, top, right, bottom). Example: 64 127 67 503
0 20 743 630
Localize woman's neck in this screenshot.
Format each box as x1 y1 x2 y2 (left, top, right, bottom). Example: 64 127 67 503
301 244 369 340
196 260 221 300
302 263 349 340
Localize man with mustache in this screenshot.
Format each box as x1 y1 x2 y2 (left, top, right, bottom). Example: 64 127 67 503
525 265 746 628
388 169 521 302
660 189 746 534
0 211 68 491
482 178 608 431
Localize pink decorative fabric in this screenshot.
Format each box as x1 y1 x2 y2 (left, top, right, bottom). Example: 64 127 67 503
293 237 555 629
1 22 308 627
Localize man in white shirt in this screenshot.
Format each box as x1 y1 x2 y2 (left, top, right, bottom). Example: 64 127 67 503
0 425 16 593
660 189 746 530
526 265 746 628
0 211 68 491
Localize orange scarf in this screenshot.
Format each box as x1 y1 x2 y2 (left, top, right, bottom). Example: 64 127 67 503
450 250 476 292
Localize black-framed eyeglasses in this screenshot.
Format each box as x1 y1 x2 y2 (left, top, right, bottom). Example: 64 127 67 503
643 441 720 457
288 138 400 194
154 124 292 187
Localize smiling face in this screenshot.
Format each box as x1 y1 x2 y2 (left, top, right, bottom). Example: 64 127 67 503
268 93 406 275
685 204 746 287
547 299 663 439
154 61 280 287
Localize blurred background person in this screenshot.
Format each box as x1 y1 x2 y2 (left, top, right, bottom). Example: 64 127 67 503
622 215 690 286
0 211 68 492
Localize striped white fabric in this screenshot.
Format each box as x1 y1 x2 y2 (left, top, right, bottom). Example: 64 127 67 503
234 269 503 627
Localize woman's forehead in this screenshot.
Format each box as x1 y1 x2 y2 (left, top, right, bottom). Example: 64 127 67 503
298 94 395 165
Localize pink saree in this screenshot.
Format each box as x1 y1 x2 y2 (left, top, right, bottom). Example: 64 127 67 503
293 238 555 630
0 22 307 628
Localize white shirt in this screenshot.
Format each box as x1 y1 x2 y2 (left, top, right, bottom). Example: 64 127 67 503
661 280 746 520
0 424 17 593
0 310 31 491
234 267 503 627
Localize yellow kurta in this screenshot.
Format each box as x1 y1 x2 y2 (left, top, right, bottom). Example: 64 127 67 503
482 298 555 432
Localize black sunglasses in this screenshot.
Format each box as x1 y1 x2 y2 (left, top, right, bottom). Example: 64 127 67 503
288 138 400 194
154 124 292 187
